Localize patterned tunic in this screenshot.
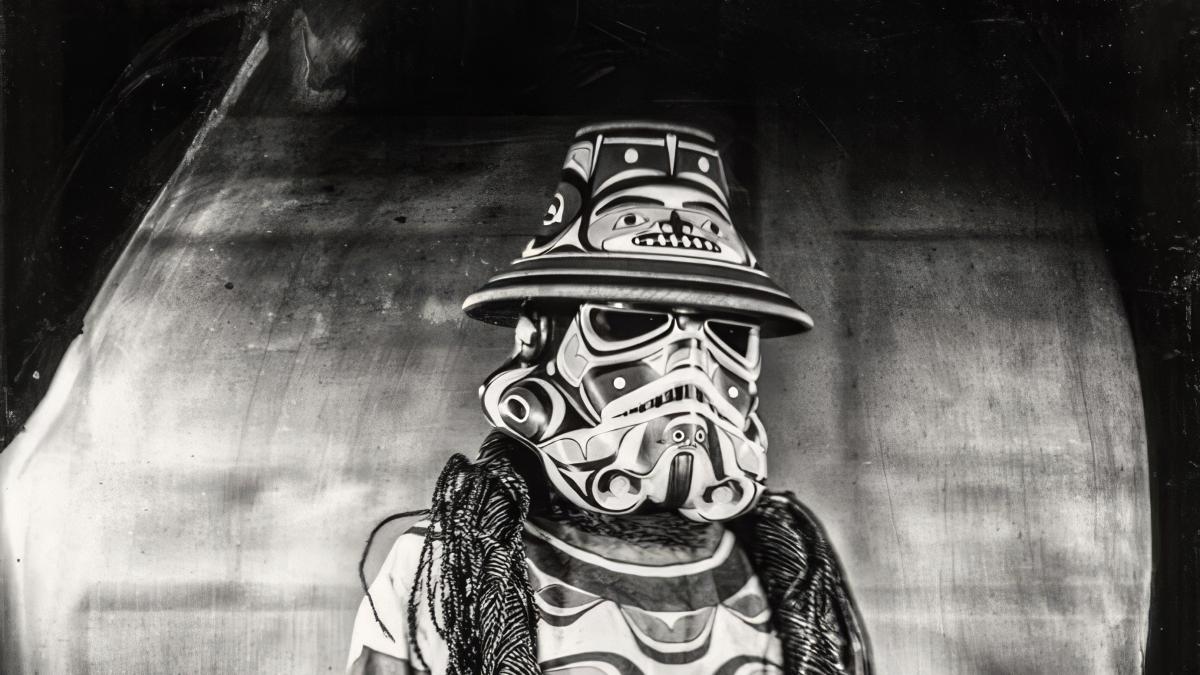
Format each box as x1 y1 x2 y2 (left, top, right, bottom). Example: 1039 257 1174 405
348 516 784 674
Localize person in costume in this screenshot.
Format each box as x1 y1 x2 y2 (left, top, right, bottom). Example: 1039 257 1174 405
347 122 872 675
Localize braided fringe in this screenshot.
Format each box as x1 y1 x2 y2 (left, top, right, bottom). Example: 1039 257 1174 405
542 501 714 547
742 492 873 675
408 438 540 675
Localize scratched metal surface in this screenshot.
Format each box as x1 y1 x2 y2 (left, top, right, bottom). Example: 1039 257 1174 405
0 112 1149 673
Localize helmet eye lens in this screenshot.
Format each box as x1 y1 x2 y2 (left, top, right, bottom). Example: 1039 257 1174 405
706 320 756 359
588 307 670 343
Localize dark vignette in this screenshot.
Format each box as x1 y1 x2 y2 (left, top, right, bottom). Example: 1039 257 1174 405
1 1 1196 671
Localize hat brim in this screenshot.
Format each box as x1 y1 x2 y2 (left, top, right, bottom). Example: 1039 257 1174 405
462 253 813 338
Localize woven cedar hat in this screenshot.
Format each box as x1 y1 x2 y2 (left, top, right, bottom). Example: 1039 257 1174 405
462 121 813 337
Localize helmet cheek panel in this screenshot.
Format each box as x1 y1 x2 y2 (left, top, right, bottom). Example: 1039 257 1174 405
711 367 754 420
556 326 590 385
581 363 659 414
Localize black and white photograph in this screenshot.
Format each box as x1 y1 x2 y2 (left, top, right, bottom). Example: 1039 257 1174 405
1 2 1196 673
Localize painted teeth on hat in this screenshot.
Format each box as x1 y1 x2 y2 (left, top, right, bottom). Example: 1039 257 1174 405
632 232 724 253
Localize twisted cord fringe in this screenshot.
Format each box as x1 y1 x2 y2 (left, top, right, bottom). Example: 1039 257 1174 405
409 434 539 675
743 492 873 675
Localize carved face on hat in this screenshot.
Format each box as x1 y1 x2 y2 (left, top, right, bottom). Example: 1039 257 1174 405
465 122 813 522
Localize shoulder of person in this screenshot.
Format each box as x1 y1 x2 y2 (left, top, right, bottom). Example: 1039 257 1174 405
348 518 446 674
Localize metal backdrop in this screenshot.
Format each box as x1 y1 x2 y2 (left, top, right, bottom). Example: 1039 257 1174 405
0 70 1149 674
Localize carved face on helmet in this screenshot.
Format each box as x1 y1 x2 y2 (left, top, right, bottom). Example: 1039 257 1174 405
480 302 768 522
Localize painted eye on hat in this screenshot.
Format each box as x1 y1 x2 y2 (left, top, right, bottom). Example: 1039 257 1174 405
616 212 649 229
700 219 721 237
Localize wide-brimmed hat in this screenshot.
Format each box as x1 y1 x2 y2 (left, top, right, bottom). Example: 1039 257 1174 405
462 121 812 337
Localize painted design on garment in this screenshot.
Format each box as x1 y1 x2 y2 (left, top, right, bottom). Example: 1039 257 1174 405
524 522 784 673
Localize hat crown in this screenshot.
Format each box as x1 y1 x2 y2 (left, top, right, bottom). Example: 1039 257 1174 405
526 122 758 269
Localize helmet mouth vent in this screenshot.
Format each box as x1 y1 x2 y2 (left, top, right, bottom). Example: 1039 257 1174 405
613 383 708 419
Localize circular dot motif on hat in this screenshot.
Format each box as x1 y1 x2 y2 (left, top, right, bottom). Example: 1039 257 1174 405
698 156 711 172
624 148 639 163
